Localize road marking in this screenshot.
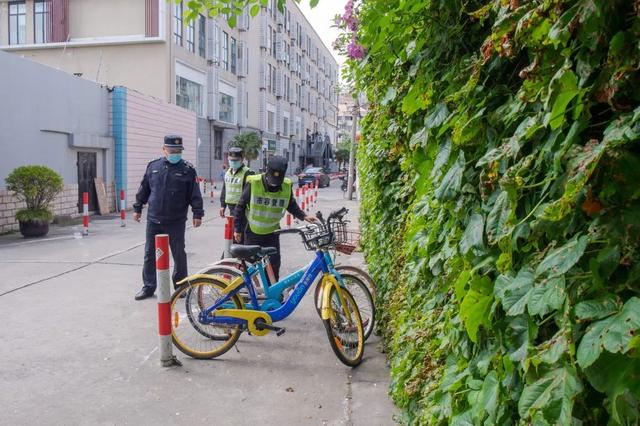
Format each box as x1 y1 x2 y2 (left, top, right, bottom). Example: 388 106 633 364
0 217 217 297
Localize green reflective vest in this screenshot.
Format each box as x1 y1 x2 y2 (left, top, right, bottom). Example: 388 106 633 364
247 175 292 235
224 166 250 205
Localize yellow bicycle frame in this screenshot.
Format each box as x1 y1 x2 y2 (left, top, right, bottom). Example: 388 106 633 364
320 273 354 324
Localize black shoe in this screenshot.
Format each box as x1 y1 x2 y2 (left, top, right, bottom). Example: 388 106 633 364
134 288 155 301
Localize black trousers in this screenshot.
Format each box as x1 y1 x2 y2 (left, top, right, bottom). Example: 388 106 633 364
244 229 281 281
142 220 187 291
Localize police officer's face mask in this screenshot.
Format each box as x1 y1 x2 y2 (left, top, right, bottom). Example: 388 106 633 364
167 152 182 164
229 159 242 170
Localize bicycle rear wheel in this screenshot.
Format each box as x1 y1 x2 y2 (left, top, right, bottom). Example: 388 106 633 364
171 278 243 359
335 265 376 301
322 286 364 367
314 273 375 341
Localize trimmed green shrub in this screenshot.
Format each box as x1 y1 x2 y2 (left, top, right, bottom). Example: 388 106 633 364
6 165 64 222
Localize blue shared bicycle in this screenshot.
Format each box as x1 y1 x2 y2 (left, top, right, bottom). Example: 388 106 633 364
178 210 375 340
170 208 366 366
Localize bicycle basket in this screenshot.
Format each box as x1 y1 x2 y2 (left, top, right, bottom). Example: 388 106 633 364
301 224 333 250
335 229 360 255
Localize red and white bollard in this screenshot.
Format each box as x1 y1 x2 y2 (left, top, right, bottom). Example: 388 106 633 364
295 188 301 223
120 189 126 227
286 213 292 228
210 180 215 204
82 192 89 236
156 234 181 367
305 185 310 212
224 216 234 258
315 179 319 203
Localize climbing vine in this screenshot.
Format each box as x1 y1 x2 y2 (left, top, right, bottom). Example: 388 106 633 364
339 0 640 424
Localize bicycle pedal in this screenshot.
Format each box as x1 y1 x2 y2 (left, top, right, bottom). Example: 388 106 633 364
255 322 286 336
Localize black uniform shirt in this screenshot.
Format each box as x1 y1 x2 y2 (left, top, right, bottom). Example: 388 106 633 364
134 157 204 223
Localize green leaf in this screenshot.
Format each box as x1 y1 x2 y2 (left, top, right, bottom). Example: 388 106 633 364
535 236 588 277
381 86 397 106
518 366 582 424
460 214 485 255
460 275 493 343
478 371 500 421
249 4 260 17
485 191 513 245
577 298 640 368
528 276 566 317
425 102 450 129
584 352 640 424
431 138 452 179
499 267 534 317
435 152 464 201
574 296 619 322
546 70 579 130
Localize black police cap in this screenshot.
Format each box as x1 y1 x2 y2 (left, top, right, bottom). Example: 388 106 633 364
164 135 184 150
265 156 288 187
228 147 244 158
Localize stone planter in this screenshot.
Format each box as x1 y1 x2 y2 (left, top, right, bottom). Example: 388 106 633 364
18 219 50 238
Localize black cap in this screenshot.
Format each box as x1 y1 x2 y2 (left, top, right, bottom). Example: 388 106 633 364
164 135 184 150
228 147 244 158
265 156 288 187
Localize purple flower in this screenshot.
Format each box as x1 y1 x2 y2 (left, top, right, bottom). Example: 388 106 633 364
347 40 365 60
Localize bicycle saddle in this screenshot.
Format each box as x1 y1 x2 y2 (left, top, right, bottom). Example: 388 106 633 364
229 245 278 261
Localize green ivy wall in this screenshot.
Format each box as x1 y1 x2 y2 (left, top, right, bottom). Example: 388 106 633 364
350 1 640 424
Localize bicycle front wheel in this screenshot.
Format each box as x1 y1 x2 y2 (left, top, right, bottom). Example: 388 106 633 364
171 278 243 359
314 273 375 341
322 286 364 367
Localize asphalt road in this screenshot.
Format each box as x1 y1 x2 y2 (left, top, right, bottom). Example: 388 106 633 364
0 183 398 425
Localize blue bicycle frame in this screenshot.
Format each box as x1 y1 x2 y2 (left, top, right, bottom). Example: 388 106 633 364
199 250 337 326
244 251 345 311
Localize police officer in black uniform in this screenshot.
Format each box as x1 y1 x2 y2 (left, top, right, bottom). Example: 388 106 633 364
133 135 204 300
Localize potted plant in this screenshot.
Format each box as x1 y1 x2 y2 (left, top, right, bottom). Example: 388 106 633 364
5 165 64 238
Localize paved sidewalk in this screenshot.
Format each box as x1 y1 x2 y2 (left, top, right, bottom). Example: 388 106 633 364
0 185 397 425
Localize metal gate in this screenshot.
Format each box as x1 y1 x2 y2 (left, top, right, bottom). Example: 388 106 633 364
77 152 97 212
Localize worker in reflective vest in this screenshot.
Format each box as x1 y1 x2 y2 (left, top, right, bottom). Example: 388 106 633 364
219 147 254 217
233 156 316 280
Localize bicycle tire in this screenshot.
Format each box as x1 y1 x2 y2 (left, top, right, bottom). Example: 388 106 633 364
314 272 375 341
322 286 364 367
335 265 376 301
171 277 243 359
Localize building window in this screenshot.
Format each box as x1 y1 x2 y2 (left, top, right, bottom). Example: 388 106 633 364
176 76 203 117
214 133 222 160
9 1 26 45
267 64 273 94
198 15 206 58
222 31 229 71
230 37 237 74
267 25 272 55
34 0 49 44
219 94 235 123
267 111 275 133
271 66 276 95
173 2 183 45
271 28 277 59
187 19 195 52
283 117 289 136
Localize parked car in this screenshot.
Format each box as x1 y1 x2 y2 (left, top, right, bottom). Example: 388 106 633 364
297 167 330 188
